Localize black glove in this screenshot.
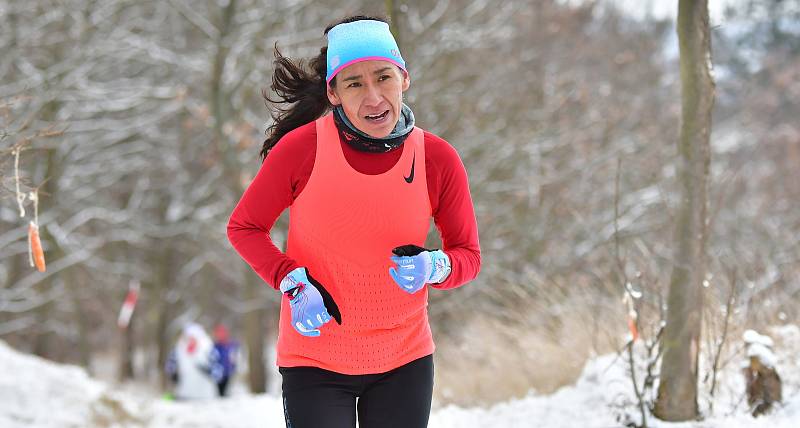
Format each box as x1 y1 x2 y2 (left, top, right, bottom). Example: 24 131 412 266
392 244 433 257
305 268 342 325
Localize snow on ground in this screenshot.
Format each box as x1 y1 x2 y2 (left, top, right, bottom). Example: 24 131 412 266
1 326 799 427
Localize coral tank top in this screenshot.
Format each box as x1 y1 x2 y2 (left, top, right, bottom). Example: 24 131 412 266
277 113 433 374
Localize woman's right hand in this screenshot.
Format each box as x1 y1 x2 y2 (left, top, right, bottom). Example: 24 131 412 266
279 267 342 337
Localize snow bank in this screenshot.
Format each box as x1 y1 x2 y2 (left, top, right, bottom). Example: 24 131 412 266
744 329 779 368
1 329 799 428
430 354 626 427
0 341 142 428
147 395 282 428
744 330 775 348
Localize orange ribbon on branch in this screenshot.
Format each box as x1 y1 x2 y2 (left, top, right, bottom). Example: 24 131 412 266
28 221 46 272
627 315 639 342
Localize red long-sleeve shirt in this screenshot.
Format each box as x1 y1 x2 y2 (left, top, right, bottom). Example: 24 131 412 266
227 121 481 291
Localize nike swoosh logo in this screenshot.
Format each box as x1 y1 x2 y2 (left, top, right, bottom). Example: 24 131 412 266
404 151 415 183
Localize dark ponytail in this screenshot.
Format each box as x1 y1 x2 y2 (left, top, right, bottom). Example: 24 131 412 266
260 15 390 161
260 46 330 160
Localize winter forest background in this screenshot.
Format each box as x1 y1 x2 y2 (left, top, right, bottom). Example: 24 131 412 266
1 0 800 426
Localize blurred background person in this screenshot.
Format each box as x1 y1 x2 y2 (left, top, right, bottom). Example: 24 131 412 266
212 323 239 397
165 323 219 400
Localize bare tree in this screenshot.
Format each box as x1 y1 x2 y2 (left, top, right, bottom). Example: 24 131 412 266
654 0 715 421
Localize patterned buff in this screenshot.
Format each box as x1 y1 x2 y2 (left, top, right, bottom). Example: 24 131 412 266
332 104 415 153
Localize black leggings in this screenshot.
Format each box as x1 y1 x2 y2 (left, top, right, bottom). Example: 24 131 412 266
280 355 433 428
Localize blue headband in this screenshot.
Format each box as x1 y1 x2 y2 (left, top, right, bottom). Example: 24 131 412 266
325 20 406 83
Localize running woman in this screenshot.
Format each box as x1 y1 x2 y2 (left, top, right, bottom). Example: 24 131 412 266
227 15 481 428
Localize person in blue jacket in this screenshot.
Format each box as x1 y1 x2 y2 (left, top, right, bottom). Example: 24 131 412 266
212 323 239 397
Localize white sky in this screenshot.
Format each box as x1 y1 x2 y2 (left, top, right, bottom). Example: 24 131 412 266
608 0 739 22
561 0 749 25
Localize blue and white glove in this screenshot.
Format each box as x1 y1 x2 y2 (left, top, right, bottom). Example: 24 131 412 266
279 267 342 337
389 245 452 294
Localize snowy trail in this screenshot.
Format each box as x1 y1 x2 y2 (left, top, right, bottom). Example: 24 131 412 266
2 328 799 428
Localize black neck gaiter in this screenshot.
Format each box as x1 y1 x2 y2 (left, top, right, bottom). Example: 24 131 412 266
332 104 415 153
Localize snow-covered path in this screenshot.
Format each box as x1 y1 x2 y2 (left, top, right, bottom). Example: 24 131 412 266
2 328 799 428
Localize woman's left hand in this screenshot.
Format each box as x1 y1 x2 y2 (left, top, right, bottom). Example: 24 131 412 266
389 245 451 294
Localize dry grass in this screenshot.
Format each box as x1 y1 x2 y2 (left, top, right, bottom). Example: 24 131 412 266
432 307 624 407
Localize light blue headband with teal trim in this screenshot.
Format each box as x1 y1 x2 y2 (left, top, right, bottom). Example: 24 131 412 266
325 20 406 83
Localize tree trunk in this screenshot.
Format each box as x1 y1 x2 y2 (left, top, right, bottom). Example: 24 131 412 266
654 0 715 421
385 0 402 50
155 297 172 389
33 101 65 361
71 269 92 370
118 314 135 382
244 273 268 393
153 243 174 388
209 0 270 393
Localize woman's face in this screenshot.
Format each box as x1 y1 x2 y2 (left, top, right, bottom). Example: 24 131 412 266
327 60 410 138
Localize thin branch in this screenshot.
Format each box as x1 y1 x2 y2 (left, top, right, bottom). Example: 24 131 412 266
708 264 738 414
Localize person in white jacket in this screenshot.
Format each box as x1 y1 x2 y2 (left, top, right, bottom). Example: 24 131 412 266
167 323 219 400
